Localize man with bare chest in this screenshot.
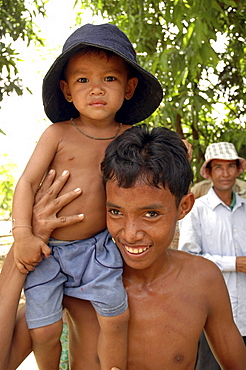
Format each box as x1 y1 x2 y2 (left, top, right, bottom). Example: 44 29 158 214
60 125 246 369
1 125 246 369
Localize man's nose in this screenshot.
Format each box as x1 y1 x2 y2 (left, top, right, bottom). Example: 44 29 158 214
221 167 230 176
122 220 144 243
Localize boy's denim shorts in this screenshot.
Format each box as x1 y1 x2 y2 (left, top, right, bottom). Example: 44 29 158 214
24 229 127 329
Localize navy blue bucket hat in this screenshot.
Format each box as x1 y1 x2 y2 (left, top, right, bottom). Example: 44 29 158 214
42 23 163 125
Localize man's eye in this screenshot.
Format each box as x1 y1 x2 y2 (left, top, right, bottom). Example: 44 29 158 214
145 211 158 218
78 78 88 83
109 209 121 216
105 76 116 81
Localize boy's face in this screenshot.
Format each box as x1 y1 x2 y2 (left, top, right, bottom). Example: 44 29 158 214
106 179 193 270
60 51 138 123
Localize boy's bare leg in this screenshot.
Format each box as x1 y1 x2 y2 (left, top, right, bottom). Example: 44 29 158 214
64 295 128 370
30 320 63 370
96 309 129 370
64 296 101 370
0 246 31 369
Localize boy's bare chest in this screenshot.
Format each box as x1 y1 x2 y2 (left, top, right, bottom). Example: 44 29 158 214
52 135 108 171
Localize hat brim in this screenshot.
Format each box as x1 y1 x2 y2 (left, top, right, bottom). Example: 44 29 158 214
200 157 246 179
42 42 163 125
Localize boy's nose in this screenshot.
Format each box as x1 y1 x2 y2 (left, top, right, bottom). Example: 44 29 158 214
90 84 105 95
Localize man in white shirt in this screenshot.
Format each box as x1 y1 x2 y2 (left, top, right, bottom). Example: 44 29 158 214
179 142 246 369
191 178 246 199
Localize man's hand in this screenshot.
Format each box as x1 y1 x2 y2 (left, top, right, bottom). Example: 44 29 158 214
236 256 246 273
33 169 84 243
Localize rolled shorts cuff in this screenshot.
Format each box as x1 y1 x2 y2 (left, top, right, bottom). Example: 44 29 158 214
92 295 128 317
26 309 63 329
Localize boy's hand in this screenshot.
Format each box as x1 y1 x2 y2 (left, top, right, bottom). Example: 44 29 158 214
13 233 51 274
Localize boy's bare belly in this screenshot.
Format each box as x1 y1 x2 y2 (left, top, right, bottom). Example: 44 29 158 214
49 137 108 241
50 170 106 241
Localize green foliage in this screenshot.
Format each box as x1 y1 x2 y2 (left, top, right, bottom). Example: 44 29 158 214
0 155 17 220
0 0 46 103
75 0 246 181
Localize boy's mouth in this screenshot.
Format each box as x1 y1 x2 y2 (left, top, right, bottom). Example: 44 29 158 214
89 99 106 106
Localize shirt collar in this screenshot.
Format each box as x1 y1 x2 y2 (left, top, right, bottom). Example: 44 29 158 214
206 187 246 211
230 191 236 210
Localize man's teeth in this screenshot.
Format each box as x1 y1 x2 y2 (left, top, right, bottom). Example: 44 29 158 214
125 246 149 254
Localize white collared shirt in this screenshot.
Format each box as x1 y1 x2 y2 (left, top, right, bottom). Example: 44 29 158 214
178 187 246 335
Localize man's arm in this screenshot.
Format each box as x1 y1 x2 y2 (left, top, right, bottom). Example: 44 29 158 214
178 204 237 272
178 205 202 254
204 262 246 369
14 169 84 273
236 256 246 273
0 170 84 368
0 247 27 369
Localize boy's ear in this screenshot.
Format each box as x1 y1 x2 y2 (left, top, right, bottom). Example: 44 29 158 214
125 77 138 100
60 80 73 102
177 192 194 221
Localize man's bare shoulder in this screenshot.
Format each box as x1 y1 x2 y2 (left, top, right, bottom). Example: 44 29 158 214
169 249 223 282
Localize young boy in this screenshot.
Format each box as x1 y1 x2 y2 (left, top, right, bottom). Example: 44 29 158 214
12 23 163 370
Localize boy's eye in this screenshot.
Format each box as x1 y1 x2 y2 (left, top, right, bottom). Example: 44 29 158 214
78 77 88 83
145 211 159 218
105 76 116 82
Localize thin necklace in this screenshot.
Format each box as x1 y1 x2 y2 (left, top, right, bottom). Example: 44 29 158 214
70 118 122 140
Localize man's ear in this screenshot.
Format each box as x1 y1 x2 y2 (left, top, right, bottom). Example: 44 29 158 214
60 80 73 102
177 192 195 221
205 168 212 179
125 77 138 100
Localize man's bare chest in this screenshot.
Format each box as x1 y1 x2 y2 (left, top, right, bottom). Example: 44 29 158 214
126 282 206 369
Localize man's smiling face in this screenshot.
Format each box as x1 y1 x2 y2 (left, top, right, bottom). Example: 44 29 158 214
106 179 191 270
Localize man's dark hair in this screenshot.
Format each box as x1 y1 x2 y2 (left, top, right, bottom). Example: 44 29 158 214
101 125 193 206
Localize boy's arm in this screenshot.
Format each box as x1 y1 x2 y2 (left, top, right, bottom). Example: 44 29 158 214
12 126 61 273
204 262 246 369
12 175 51 273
